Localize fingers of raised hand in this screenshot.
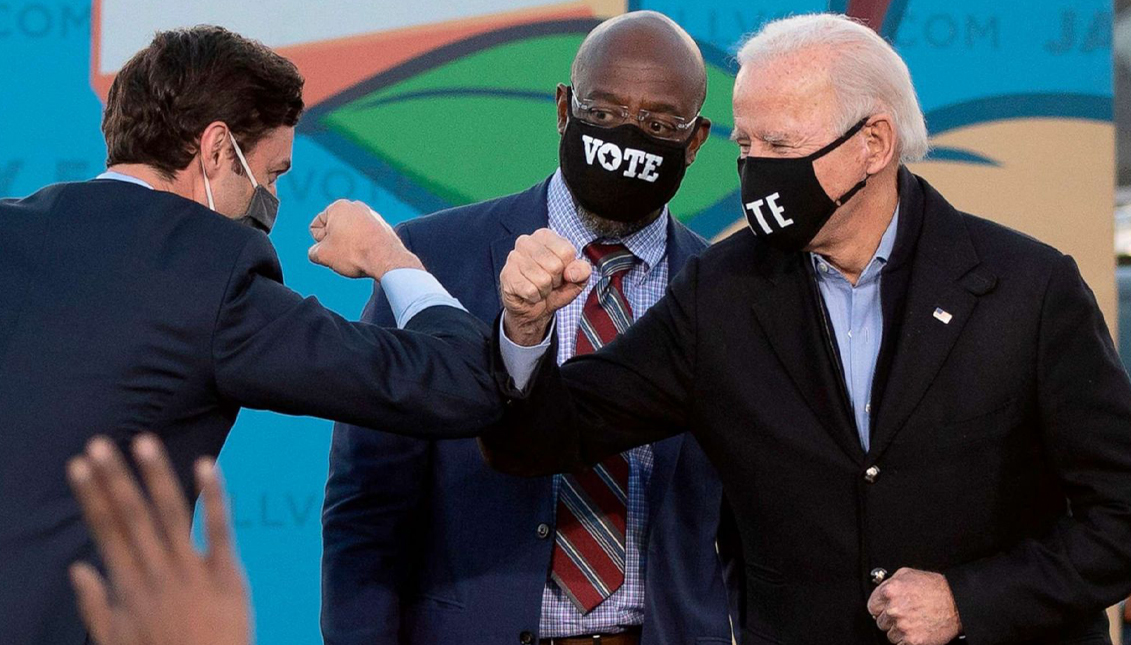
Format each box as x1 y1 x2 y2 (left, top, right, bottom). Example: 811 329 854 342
196 458 237 577
131 434 193 565
69 562 113 645
67 438 161 597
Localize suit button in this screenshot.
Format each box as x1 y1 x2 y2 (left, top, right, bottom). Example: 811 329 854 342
871 568 889 585
864 466 881 483
536 523 551 539
519 631 535 644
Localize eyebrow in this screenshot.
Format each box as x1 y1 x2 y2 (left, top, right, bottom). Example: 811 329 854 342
758 131 800 146
730 128 800 146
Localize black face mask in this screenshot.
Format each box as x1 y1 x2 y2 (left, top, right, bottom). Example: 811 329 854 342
233 186 279 234
737 117 869 252
559 91 696 223
201 132 281 234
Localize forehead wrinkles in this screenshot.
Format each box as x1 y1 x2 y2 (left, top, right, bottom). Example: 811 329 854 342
735 55 841 140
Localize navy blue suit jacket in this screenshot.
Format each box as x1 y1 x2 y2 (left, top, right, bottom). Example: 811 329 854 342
0 180 502 645
322 178 737 645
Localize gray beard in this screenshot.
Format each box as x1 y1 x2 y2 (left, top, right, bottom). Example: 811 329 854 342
576 205 663 239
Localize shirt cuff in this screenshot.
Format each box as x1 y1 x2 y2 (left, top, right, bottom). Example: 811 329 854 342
381 268 466 329
498 313 554 392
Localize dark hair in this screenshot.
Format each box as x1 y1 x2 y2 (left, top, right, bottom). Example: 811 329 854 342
102 25 304 180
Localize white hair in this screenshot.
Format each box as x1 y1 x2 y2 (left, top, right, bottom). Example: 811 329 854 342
736 13 929 163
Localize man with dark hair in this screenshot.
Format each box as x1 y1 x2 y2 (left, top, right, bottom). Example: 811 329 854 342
101 24 305 186
321 12 738 645
0 26 501 645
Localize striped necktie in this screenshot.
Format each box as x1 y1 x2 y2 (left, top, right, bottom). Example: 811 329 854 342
550 242 636 613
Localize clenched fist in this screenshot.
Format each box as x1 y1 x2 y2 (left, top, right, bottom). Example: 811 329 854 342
867 568 962 645
500 228 592 346
308 199 423 279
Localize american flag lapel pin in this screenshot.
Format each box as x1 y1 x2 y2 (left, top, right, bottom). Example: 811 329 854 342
933 307 953 325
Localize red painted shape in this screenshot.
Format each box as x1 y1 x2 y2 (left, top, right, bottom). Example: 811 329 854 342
845 0 893 32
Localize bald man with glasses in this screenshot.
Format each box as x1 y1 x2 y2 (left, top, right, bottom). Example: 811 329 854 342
321 12 739 645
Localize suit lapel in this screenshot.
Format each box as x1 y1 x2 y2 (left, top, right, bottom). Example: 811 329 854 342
867 271 976 460
664 217 702 275
489 177 553 305
748 248 866 463
867 174 996 461
490 236 517 309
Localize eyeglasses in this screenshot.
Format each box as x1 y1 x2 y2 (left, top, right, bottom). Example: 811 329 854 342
570 87 699 141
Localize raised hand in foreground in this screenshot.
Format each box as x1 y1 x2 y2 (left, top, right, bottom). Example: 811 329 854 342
67 435 250 645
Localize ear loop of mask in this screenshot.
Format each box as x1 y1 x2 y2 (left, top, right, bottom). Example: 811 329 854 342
807 117 871 207
199 132 258 211
227 132 259 188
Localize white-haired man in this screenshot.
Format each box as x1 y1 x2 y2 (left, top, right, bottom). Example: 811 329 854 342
477 12 1131 645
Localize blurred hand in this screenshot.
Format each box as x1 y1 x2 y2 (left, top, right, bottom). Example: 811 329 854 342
308 199 423 279
67 435 249 645
500 228 591 346
867 568 961 645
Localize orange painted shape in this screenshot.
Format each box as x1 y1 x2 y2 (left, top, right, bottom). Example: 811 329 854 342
89 2 598 106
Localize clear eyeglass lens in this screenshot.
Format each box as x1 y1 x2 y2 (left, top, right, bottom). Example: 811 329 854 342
573 98 692 141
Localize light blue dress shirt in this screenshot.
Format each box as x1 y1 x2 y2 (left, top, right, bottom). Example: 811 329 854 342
380 269 465 328
810 207 899 451
96 170 463 327
96 170 154 189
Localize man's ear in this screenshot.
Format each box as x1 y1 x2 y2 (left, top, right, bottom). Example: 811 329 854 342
197 121 231 175
685 116 712 166
555 83 570 136
863 113 896 175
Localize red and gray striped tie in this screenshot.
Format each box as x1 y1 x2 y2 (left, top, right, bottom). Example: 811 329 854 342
550 242 636 613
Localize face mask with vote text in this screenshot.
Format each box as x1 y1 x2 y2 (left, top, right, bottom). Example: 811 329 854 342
559 93 695 222
737 118 870 252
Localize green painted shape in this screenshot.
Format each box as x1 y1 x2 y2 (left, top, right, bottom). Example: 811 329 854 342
321 31 740 216
329 96 563 204
668 63 737 219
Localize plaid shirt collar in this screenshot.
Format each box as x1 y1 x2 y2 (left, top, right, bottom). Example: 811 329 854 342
547 169 669 276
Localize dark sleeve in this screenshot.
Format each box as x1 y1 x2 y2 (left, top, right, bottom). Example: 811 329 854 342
479 255 701 476
320 226 431 644
945 254 1131 644
212 233 501 438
